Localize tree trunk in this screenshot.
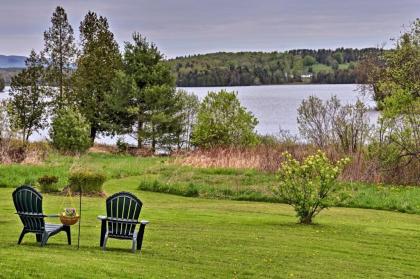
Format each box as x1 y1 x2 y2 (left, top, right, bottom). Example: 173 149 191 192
151 138 156 153
137 117 143 149
299 214 313 225
90 126 97 145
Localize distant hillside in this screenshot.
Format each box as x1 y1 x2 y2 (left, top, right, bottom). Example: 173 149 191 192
168 48 383 86
0 68 22 85
0 48 383 87
0 55 25 85
0 55 26 68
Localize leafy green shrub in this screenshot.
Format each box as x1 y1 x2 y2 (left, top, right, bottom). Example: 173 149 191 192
23 178 37 187
138 180 199 197
191 90 259 148
50 108 91 154
116 138 129 154
37 175 59 192
69 170 106 193
274 150 350 224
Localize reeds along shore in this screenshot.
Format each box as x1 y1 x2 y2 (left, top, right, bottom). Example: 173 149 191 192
177 144 419 186
1 139 418 186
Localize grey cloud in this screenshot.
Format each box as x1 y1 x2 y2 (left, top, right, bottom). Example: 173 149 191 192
0 0 418 57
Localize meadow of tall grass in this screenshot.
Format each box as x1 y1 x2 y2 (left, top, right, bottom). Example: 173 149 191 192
177 143 418 185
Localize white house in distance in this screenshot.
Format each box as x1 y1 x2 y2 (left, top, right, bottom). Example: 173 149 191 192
301 73 313 79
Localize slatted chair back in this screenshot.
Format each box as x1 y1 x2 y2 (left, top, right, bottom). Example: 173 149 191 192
12 185 45 233
106 192 142 238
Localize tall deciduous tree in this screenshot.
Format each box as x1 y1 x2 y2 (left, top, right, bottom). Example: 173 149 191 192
175 90 200 150
43 6 77 108
191 90 259 148
369 19 420 183
8 51 49 142
73 11 122 142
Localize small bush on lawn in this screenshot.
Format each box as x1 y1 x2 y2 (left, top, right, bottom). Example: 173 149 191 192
138 180 199 197
69 170 106 193
50 108 91 154
23 178 37 187
37 175 59 192
275 150 350 224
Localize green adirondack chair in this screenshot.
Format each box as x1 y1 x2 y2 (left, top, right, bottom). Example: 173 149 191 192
97 192 149 253
12 185 71 247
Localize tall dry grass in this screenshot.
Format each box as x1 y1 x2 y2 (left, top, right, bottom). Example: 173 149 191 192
176 144 418 185
0 140 49 164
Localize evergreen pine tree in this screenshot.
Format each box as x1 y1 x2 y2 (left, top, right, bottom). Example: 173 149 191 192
43 6 77 108
8 51 49 142
112 33 176 149
73 11 122 142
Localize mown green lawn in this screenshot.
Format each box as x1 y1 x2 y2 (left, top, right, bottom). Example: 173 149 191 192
1 177 420 278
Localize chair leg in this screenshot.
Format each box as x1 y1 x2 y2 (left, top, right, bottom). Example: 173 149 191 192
102 233 108 251
132 237 137 253
99 219 106 247
64 226 71 245
36 234 42 243
40 232 49 247
137 223 147 251
17 229 27 244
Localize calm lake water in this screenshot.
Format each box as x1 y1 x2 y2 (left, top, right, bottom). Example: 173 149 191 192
0 84 378 144
180 84 378 136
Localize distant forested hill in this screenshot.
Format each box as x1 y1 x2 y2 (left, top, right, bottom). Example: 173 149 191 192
168 48 382 86
0 68 22 85
0 55 26 85
0 55 26 68
1 48 383 87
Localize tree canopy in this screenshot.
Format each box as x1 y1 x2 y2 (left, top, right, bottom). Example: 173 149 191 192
168 48 382 86
192 90 259 148
43 6 77 109
73 11 122 142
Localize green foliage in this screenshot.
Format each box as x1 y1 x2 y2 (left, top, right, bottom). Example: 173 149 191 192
368 19 420 184
68 169 106 193
377 20 420 104
37 175 59 192
73 11 122 141
0 100 13 141
138 180 199 197
50 108 91 154
275 151 350 224
174 90 200 149
43 6 77 109
332 52 344 64
7 50 48 142
303 55 316 66
116 138 129 154
141 85 184 151
0 74 5 92
168 48 380 86
110 33 177 150
192 90 259 148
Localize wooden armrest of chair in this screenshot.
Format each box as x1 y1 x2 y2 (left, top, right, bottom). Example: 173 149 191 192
45 214 59 217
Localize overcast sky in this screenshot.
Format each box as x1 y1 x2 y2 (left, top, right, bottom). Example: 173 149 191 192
0 0 418 58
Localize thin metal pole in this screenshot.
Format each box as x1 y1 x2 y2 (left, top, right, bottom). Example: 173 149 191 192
78 187 82 249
